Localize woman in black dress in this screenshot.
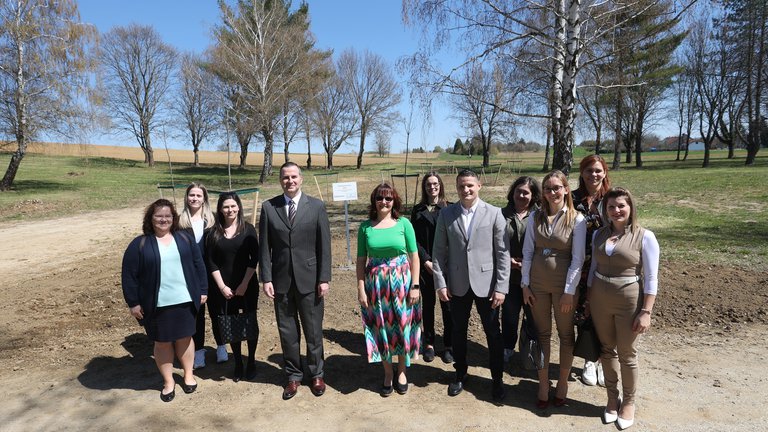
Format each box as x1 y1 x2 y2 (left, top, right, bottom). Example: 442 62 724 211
206 192 260 382
410 172 453 363
121 199 208 402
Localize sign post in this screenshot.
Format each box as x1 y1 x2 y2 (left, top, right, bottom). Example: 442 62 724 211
332 181 358 267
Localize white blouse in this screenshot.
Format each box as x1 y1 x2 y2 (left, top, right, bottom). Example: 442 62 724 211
587 229 660 295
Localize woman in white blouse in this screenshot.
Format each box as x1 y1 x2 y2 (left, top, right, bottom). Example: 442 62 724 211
587 187 659 430
521 170 586 408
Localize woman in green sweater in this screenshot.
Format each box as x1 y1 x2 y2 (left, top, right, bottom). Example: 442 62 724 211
356 183 421 397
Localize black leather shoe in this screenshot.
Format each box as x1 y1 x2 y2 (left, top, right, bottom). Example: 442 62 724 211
442 348 454 364
181 382 197 394
492 382 506 402
394 380 408 395
423 346 435 362
448 380 464 396
245 363 257 381
380 385 393 397
160 388 175 402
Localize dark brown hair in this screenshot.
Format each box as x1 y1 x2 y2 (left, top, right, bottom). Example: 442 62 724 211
207 192 246 247
506 175 541 211
419 171 447 206
142 199 179 235
368 182 403 220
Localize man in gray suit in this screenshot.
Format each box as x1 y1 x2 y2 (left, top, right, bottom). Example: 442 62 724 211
432 169 511 402
260 162 332 400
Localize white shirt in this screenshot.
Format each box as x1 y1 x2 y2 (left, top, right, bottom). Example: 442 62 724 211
587 229 660 295
284 191 302 218
460 200 479 240
520 208 586 295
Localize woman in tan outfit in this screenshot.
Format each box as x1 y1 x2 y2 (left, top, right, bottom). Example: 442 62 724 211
521 170 586 408
588 187 659 430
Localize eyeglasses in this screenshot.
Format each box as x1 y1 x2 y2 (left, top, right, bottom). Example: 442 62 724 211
375 196 394 202
544 185 565 194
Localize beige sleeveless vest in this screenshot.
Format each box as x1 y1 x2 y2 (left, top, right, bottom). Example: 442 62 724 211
593 226 646 280
530 213 574 293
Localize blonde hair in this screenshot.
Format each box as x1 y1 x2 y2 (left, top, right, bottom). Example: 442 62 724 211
178 182 215 229
536 170 577 230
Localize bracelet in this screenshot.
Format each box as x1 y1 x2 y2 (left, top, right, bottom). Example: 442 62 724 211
639 308 652 315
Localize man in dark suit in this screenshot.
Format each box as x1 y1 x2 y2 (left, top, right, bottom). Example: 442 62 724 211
432 169 511 402
259 162 332 400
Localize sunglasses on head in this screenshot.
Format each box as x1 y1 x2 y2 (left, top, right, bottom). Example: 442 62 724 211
375 196 394 202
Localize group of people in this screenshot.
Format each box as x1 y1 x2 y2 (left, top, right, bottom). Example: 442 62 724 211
122 156 659 430
121 162 330 403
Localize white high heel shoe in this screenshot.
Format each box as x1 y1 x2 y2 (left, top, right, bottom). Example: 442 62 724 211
617 416 634 430
603 409 618 424
602 398 620 424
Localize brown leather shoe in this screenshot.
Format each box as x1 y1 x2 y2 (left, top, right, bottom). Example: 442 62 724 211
282 380 300 400
310 377 326 396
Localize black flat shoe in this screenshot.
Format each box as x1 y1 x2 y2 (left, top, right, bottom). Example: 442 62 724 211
380 385 393 397
160 388 175 402
245 363 257 381
423 346 435 363
448 380 463 396
394 380 408 395
182 382 197 394
442 349 455 364
233 364 243 383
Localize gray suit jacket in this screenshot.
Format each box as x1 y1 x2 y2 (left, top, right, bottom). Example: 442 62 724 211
432 199 511 298
259 193 332 295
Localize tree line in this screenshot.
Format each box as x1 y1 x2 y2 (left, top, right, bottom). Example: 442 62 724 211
1 1 766 191
0 0 402 190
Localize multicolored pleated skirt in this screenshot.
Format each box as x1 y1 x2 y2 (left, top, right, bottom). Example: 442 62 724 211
362 254 422 365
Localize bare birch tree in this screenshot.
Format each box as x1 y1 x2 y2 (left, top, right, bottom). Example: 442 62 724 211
0 0 95 190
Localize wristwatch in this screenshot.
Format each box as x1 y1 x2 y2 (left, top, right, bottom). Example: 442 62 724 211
411 284 420 290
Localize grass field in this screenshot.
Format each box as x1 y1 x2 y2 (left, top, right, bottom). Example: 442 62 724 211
2 143 767 269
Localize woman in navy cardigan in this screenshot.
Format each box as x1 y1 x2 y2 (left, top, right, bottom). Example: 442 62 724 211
122 199 208 402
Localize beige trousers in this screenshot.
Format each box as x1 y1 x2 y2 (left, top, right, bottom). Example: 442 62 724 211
590 278 642 405
530 285 577 374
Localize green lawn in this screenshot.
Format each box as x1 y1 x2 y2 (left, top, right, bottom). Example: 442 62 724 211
1 149 766 269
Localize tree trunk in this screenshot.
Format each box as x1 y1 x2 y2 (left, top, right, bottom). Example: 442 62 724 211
702 139 711 168
259 127 274 183
193 148 200 167
0 144 25 191
634 121 643 168
305 135 312 170
326 151 334 170
594 124 602 155
612 95 622 171
239 144 248 169
356 124 367 169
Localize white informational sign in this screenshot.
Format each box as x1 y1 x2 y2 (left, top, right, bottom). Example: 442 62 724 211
332 181 358 201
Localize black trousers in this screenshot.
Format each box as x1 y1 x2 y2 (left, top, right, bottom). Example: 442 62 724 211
421 270 453 348
274 281 325 381
450 291 504 382
193 302 206 349
501 284 524 351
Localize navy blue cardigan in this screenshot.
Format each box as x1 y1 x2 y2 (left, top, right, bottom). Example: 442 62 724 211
121 231 208 324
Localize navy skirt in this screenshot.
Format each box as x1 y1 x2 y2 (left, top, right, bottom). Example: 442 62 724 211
145 302 196 342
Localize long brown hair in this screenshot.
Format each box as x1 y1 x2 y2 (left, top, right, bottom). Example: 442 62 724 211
418 171 447 206
207 192 246 247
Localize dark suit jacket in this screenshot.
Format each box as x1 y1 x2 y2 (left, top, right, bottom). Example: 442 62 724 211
259 193 332 294
121 230 208 323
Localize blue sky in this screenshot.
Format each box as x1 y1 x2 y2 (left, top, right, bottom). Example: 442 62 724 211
75 0 474 153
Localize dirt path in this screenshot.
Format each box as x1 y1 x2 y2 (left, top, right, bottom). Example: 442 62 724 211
0 209 765 431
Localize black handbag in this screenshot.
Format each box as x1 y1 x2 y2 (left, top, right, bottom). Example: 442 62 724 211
519 304 545 370
217 301 257 344
574 317 602 362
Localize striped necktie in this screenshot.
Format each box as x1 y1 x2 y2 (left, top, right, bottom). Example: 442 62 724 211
288 200 296 225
